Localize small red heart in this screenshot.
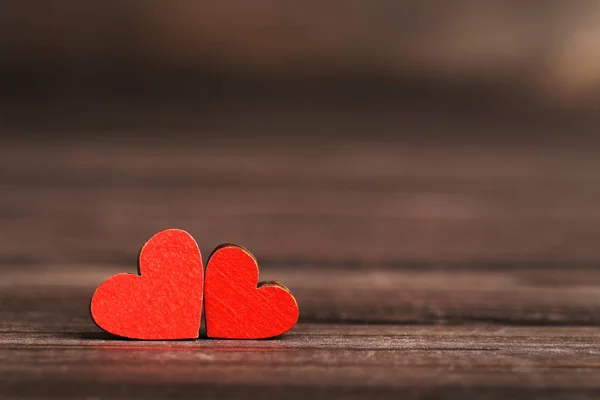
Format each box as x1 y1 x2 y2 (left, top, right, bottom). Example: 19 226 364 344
204 244 299 339
90 229 203 340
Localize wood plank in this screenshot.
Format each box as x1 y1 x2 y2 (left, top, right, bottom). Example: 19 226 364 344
2 139 600 265
1 265 600 330
0 324 599 399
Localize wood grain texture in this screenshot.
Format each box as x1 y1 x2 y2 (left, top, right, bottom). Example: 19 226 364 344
2 137 600 265
0 135 599 398
0 319 599 399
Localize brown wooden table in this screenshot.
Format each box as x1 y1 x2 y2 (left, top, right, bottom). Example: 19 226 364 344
1 133 599 399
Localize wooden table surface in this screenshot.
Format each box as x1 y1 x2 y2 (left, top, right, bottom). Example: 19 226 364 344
1 134 599 399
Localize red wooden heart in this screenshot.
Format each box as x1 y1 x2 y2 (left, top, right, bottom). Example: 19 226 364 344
90 229 203 340
204 244 299 339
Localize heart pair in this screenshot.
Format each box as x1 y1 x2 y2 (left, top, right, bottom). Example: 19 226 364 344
90 229 299 340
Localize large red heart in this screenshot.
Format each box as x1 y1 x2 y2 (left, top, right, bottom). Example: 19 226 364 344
90 229 203 340
204 244 299 339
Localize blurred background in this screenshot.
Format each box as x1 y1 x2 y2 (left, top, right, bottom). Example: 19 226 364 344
2 1 600 135
1 1 600 326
